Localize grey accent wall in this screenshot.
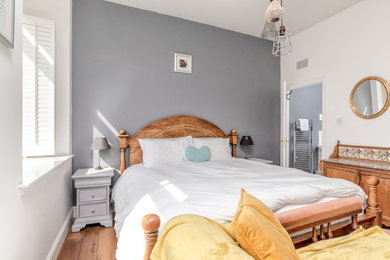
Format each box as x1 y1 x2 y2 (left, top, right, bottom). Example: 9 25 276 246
72 0 281 172
289 84 322 171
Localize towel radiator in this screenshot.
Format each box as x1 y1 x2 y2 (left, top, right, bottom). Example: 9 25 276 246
293 120 313 173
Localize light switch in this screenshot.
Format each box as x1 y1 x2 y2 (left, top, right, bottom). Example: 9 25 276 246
319 114 322 121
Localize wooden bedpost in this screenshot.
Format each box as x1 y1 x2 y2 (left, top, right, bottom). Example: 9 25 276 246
118 129 129 174
329 140 340 159
142 214 161 260
366 176 382 226
229 129 239 157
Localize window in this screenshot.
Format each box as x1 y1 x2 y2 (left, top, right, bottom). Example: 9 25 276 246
22 15 55 157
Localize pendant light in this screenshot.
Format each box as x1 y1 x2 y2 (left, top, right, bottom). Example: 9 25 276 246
272 21 292 56
265 0 284 22
261 21 278 40
263 0 292 56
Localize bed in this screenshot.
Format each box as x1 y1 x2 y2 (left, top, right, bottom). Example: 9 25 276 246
113 115 381 260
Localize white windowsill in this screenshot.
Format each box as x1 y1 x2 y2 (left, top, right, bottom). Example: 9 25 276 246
18 155 74 196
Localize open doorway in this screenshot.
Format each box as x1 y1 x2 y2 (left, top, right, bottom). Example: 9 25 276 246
288 84 322 174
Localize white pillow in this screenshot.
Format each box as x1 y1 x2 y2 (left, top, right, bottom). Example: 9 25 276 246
138 136 192 166
192 138 232 161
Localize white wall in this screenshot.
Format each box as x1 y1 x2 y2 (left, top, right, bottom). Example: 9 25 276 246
0 0 73 259
281 0 390 158
24 0 72 155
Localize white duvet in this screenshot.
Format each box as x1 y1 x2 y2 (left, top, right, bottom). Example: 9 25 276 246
112 159 366 260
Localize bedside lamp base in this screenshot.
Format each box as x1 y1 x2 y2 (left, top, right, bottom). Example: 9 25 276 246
95 151 104 170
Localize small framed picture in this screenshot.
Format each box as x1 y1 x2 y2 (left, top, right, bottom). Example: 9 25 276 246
0 0 15 48
174 53 192 74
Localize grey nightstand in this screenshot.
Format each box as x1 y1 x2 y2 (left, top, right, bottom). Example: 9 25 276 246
72 168 114 232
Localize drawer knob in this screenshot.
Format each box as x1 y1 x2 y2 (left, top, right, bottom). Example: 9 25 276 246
91 209 96 214
91 193 95 198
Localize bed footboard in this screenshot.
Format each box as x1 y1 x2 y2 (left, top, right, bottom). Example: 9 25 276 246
142 176 381 260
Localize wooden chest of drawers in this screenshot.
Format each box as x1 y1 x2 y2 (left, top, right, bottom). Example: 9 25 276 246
72 168 114 232
320 142 390 227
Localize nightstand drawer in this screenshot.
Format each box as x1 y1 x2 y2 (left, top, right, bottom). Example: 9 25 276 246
79 187 107 203
79 202 107 218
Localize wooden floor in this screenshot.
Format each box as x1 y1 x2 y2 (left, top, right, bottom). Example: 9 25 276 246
57 225 117 260
57 225 390 260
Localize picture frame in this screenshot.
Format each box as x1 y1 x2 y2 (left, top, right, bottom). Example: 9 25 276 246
0 0 15 48
174 53 192 74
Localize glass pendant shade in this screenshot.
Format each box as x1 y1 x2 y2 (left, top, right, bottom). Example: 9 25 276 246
272 25 292 56
265 0 285 22
261 21 277 40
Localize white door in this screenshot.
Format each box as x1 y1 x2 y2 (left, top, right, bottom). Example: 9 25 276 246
280 81 290 167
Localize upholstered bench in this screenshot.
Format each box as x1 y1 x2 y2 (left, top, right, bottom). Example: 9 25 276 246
277 197 363 242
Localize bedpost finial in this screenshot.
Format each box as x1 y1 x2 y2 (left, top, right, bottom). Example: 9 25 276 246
231 129 237 134
367 176 380 186
142 214 161 232
119 129 127 135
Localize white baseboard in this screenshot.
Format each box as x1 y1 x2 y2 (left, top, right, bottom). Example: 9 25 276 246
45 208 73 260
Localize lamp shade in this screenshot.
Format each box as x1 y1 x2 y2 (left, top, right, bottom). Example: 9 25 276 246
272 25 292 56
261 21 278 40
240 136 254 146
91 137 110 150
265 0 285 23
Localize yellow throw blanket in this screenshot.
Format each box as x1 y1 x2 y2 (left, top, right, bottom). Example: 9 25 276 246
298 226 390 259
152 215 390 260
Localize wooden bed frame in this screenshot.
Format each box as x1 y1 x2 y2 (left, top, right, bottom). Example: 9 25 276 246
117 115 382 260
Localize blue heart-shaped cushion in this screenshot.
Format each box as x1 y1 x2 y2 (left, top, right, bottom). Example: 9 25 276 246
185 146 211 162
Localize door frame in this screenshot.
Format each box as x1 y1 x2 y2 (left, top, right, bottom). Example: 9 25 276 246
280 76 327 167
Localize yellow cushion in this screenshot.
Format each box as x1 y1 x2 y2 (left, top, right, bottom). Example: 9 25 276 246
231 189 300 260
151 214 254 260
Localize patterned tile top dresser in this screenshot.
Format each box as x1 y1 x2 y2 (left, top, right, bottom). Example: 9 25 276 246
320 141 390 226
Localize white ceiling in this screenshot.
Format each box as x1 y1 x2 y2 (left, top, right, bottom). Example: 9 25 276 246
105 0 362 38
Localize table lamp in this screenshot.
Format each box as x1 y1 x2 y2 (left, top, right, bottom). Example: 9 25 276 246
91 137 110 170
240 136 253 159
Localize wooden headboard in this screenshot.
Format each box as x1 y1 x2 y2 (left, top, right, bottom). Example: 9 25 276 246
118 115 239 174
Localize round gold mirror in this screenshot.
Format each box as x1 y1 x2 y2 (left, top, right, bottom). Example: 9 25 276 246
350 76 390 119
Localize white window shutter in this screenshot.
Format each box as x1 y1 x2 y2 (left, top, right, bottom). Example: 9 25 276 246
22 16 55 156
